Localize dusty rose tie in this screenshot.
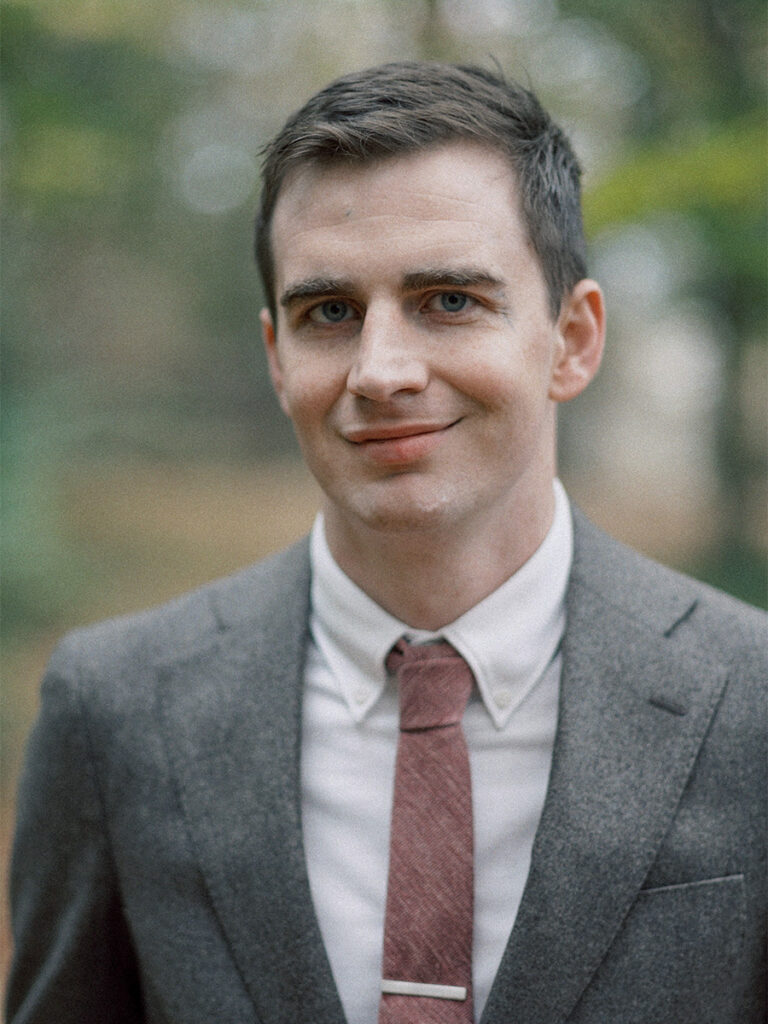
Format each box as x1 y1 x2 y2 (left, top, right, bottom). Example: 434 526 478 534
379 638 475 1024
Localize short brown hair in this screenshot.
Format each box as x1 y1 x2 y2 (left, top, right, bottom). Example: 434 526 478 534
255 61 587 320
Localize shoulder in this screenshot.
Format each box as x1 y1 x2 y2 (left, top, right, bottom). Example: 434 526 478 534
569 506 766 669
45 536 311 699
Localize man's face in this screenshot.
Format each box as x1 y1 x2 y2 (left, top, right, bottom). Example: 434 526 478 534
262 142 598 553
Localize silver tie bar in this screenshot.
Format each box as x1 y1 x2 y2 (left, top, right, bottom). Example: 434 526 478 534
381 979 468 1001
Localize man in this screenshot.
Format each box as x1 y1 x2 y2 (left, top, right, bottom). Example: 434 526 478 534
7 62 766 1024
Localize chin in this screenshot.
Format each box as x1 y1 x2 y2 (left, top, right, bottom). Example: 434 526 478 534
341 481 470 535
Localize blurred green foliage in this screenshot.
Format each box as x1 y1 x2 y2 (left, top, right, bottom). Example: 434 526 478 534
2 5 183 629
3 5 179 214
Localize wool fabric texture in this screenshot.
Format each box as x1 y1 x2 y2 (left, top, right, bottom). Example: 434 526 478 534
379 638 475 1024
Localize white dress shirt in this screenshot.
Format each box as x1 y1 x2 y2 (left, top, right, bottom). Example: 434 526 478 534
301 480 572 1023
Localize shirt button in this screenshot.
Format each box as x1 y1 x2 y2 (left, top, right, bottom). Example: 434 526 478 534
354 688 369 706
493 688 512 709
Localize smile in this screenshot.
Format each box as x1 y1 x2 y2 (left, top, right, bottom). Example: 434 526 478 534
343 421 459 465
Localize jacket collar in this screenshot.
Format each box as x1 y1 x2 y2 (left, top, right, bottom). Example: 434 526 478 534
157 538 347 1024
480 508 729 1024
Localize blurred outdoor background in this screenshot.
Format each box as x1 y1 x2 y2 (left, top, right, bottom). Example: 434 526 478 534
2 0 766 989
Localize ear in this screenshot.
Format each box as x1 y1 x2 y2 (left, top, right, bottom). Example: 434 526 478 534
260 307 291 416
549 279 606 403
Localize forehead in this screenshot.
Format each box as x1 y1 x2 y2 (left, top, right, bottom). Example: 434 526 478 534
269 142 535 287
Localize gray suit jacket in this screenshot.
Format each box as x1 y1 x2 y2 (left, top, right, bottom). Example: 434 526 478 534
7 510 767 1024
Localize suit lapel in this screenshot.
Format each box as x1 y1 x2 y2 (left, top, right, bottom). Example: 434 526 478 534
152 514 731 1024
156 541 347 1024
481 512 730 1024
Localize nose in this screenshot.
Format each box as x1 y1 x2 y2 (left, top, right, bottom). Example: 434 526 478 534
347 305 429 401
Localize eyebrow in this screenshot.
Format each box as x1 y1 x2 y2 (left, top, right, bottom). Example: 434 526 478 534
279 267 506 309
401 268 505 293
279 277 356 309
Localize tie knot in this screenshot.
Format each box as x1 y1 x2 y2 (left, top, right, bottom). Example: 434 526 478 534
386 638 473 731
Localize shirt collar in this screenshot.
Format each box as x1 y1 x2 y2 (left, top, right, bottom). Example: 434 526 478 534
309 480 573 729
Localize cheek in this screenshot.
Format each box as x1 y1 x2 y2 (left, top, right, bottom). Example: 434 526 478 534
455 357 543 415
452 323 555 389
279 362 342 429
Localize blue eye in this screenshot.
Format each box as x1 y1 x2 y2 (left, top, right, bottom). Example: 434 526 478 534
438 292 468 312
309 300 352 323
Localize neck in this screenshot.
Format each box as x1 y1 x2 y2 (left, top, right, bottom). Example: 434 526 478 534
323 485 556 631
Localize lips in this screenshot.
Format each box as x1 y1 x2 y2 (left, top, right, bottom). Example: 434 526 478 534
343 420 459 465
344 422 455 443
